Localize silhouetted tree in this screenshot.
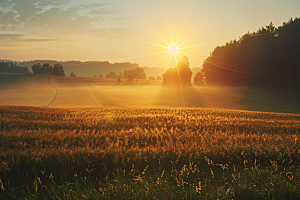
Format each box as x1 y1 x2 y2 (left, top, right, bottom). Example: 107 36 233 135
32 63 42 74
127 75 133 83
157 76 162 80
123 67 146 79
162 56 192 86
99 73 103 78
42 63 52 75
70 72 76 77
194 71 205 85
0 62 28 73
149 76 155 80
52 64 65 77
200 18 300 89
106 71 117 78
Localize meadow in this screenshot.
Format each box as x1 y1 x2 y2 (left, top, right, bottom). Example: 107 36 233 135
1 105 300 199
1 74 300 113
1 74 300 199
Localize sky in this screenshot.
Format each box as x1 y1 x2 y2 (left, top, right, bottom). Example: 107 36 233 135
0 0 299 69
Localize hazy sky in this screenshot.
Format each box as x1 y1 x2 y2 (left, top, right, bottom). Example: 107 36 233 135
0 0 299 68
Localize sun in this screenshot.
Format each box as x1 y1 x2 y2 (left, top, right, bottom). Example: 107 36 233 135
169 44 178 54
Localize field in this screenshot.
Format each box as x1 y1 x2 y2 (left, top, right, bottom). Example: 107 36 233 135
1 74 300 199
1 74 300 113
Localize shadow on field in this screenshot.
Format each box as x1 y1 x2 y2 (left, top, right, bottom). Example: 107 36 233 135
153 86 207 107
235 87 300 113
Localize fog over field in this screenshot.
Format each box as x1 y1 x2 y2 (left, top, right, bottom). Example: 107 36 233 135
1 74 299 113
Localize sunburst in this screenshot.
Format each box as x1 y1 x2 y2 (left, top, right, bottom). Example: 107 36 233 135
112 1 228 72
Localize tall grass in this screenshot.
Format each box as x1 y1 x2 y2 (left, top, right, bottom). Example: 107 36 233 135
0 106 300 199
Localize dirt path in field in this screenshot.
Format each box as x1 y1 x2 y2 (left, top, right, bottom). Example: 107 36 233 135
84 85 122 107
45 77 58 107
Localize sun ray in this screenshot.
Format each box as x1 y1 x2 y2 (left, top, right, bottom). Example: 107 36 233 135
179 40 229 50
112 32 169 49
165 53 173 69
149 52 171 68
177 51 202 61
114 50 170 61
150 26 171 47
178 4 240 48
163 1 173 44
174 53 186 106
175 0 195 45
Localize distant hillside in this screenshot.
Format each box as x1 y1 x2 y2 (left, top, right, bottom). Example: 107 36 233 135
18 60 140 77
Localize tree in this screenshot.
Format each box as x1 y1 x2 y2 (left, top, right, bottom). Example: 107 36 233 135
99 73 103 78
123 67 146 79
106 71 117 78
52 64 65 77
127 75 133 83
200 18 300 88
42 63 52 75
194 71 205 85
70 72 76 77
149 76 155 80
93 74 97 78
32 63 42 74
162 56 192 86
157 76 162 80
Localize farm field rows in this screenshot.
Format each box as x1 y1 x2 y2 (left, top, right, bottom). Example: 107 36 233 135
1 106 300 199
1 74 300 113
0 74 56 107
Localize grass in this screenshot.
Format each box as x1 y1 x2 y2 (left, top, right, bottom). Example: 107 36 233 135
1 105 300 199
1 74 300 113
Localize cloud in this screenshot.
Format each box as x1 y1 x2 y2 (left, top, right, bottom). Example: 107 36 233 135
89 27 132 40
88 9 118 16
0 33 68 43
0 0 128 38
0 33 26 39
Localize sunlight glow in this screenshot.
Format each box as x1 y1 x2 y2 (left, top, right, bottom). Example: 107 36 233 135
169 44 178 54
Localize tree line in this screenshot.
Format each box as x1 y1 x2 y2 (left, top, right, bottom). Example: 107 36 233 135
0 62 28 73
197 17 300 89
73 67 147 81
32 63 65 77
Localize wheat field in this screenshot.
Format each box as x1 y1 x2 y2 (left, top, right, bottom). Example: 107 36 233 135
1 105 300 199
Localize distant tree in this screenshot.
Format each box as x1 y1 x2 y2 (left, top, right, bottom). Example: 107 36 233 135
70 72 76 77
32 63 42 74
0 61 28 73
52 64 65 77
149 76 155 80
99 73 103 78
194 71 205 85
162 56 192 86
157 76 162 80
117 77 121 84
106 71 117 78
42 63 52 75
93 74 97 78
127 75 133 83
123 67 146 79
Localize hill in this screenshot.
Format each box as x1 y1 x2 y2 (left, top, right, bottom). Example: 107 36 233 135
17 60 140 77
